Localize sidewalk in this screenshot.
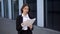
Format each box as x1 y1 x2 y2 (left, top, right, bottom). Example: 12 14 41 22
0 17 60 34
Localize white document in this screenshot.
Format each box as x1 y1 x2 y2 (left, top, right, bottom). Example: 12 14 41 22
22 18 36 26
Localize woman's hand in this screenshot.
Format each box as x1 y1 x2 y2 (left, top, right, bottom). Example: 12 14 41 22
28 25 33 30
21 23 24 27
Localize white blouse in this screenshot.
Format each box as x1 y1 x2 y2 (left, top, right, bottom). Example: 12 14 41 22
22 14 30 30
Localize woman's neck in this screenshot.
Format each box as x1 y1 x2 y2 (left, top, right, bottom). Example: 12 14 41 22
22 13 28 16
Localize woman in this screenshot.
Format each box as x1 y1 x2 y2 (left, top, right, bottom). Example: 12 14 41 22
16 4 34 34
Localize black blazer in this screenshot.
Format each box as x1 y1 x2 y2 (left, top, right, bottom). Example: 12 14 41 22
16 13 34 32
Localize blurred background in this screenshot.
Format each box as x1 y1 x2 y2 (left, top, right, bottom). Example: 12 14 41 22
0 0 60 34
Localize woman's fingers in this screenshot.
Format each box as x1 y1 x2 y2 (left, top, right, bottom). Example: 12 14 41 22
21 23 24 27
28 25 32 30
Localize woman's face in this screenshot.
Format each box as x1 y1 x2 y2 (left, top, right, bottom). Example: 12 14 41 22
22 6 29 14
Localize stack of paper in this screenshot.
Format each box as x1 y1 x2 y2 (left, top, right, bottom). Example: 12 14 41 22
22 18 36 26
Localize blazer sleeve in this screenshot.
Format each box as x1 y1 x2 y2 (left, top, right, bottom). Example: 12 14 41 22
16 16 22 31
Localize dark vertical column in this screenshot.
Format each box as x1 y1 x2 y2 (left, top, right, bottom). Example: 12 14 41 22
11 0 14 19
14 0 19 20
44 0 54 28
45 0 60 31
53 0 60 31
47 0 54 29
0 2 1 17
44 0 46 27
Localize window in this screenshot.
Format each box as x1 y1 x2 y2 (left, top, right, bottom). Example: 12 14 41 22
3 0 8 18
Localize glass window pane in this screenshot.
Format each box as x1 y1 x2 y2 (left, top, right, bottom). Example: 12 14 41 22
11 0 19 20
3 0 8 18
